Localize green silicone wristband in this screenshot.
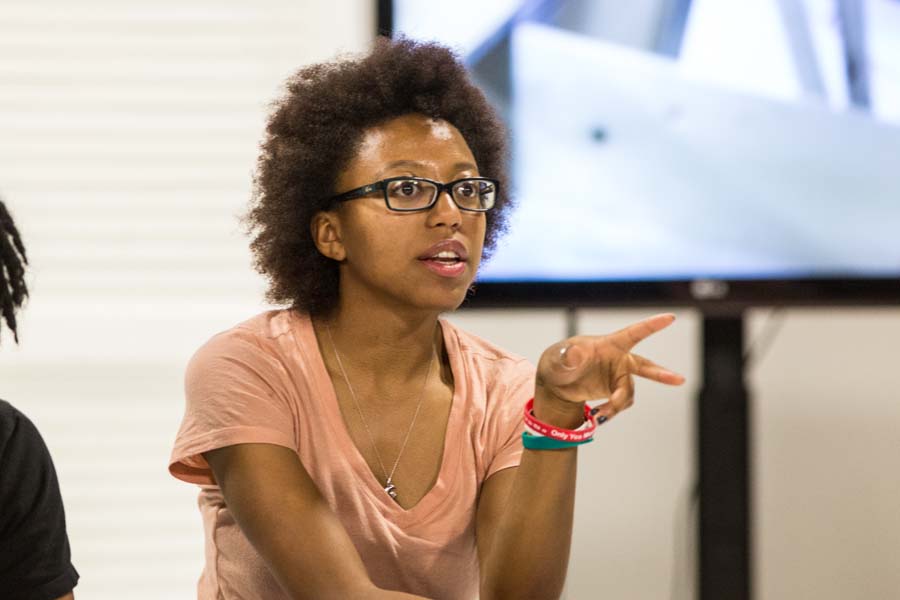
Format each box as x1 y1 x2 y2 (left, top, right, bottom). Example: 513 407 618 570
522 431 595 450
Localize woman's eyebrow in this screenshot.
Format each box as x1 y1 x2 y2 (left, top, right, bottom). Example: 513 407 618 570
376 160 425 177
375 160 478 179
451 161 478 173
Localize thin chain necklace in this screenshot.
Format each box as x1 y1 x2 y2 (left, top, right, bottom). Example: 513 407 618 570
325 323 435 503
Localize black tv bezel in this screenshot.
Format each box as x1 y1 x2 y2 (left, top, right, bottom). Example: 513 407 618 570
460 278 900 310
379 1 900 310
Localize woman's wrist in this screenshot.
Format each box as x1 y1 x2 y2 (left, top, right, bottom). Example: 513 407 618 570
532 386 586 429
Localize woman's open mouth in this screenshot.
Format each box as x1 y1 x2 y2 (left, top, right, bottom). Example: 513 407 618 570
417 240 469 278
419 250 467 277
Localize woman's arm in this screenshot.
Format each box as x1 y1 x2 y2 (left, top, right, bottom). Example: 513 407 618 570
478 314 685 600
205 443 430 600
476 394 582 600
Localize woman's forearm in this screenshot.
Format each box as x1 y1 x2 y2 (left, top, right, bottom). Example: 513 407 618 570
479 390 584 600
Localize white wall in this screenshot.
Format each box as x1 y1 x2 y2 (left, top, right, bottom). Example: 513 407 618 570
451 307 900 600
2 1 898 599
0 1 373 598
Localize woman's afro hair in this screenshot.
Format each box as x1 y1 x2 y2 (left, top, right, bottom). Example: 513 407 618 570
244 36 513 316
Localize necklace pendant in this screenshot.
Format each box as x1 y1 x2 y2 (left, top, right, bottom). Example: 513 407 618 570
384 479 398 501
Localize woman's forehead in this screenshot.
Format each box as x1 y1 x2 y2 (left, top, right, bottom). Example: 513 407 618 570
351 114 476 172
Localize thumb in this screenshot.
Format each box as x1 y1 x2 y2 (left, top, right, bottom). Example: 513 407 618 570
540 340 590 386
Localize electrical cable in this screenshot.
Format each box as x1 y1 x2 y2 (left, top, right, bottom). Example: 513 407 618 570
743 306 788 370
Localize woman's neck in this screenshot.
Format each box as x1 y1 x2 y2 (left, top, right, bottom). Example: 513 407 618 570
314 300 444 388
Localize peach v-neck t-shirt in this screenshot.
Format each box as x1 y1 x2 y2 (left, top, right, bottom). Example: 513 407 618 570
169 309 535 600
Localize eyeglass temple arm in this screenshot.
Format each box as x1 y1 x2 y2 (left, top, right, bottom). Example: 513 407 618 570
332 182 384 202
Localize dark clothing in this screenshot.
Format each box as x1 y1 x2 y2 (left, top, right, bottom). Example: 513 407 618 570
0 400 78 600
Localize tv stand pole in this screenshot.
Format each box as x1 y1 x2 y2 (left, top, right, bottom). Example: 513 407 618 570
698 313 751 599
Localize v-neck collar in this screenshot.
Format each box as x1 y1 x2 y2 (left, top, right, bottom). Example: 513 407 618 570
294 312 465 524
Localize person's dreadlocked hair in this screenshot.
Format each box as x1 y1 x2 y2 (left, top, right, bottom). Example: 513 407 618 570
0 198 28 344
245 36 513 317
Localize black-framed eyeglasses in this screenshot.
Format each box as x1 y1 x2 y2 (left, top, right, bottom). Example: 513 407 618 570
330 176 499 212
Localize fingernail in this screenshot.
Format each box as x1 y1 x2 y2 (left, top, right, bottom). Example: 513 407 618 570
597 415 608 425
589 407 600 416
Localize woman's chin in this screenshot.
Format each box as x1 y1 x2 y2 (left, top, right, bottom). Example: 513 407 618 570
409 287 472 314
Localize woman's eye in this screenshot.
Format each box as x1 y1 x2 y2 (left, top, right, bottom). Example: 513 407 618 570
458 183 475 197
398 181 417 196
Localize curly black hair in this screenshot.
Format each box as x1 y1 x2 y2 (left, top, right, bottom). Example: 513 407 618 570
0 198 28 344
244 36 513 316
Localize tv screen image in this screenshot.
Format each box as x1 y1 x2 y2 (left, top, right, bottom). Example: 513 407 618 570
484 23 900 283
389 1 900 306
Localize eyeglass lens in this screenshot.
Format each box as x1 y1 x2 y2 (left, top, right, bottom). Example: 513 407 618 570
385 179 495 211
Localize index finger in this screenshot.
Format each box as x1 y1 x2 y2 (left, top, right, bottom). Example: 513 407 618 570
610 313 677 351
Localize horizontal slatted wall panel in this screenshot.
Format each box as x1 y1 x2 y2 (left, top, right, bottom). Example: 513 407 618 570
0 2 372 597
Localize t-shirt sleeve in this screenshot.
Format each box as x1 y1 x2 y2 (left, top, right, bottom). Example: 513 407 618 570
168 328 298 486
0 404 79 600
484 360 535 480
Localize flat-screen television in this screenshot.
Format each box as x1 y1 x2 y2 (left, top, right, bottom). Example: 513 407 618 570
383 1 900 309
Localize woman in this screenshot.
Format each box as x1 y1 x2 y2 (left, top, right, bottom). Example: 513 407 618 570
169 37 684 600
0 198 79 600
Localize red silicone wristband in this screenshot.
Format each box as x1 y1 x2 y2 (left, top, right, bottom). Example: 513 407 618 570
524 398 595 443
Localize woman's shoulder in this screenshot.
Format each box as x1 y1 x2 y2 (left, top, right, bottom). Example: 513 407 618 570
189 308 310 367
0 399 27 449
0 400 52 471
199 309 303 347
225 308 300 339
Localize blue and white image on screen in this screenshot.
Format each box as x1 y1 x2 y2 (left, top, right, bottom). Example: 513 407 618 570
393 0 900 283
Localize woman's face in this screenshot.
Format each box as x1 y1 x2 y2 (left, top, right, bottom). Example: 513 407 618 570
316 113 487 316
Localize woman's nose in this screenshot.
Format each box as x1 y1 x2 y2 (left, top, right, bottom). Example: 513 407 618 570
426 189 462 229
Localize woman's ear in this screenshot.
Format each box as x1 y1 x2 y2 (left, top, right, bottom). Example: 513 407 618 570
311 211 347 261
